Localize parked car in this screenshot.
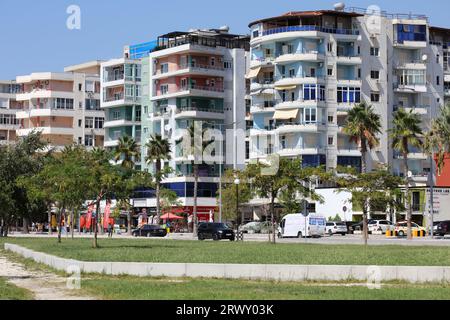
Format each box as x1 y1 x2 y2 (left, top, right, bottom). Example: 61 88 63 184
368 220 395 234
349 220 374 233
278 214 326 238
436 221 450 236
394 221 426 237
132 224 167 238
325 222 348 236
239 221 262 234
198 223 235 241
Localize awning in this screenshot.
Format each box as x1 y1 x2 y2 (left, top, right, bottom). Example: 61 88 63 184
273 109 299 120
246 67 261 79
274 85 297 91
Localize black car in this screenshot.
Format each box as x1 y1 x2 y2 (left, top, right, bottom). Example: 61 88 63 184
198 223 235 241
348 220 374 234
436 221 450 236
132 224 167 238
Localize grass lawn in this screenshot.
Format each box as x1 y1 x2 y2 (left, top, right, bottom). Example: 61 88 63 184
2 237 450 266
0 278 33 300
80 276 450 300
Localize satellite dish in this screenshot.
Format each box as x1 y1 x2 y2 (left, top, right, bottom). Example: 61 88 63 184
219 25 230 33
408 171 413 178
421 54 428 62
334 2 346 11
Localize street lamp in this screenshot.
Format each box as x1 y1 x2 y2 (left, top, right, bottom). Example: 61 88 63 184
234 177 240 230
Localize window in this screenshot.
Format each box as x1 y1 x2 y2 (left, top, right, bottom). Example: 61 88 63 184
370 47 380 56
112 111 121 120
371 92 380 102
78 83 82 91
85 117 94 129
304 108 317 124
54 98 74 110
371 70 380 79
135 85 141 97
210 57 215 66
437 76 440 86
337 87 361 103
303 85 325 101
289 69 296 78
328 136 334 146
327 68 333 76
328 115 334 124
160 63 168 74
94 117 104 129
327 42 333 52
135 109 141 122
437 54 440 64
224 61 232 69
160 84 169 95
252 30 259 38
85 99 100 110
85 135 93 147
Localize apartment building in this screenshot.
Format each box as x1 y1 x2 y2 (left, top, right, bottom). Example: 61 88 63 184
15 61 104 151
135 28 249 221
100 58 143 151
0 81 21 145
247 6 449 222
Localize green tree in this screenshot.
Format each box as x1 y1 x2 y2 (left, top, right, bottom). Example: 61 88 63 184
145 134 172 220
390 109 423 240
113 136 141 169
337 168 404 245
160 188 182 214
424 104 450 173
217 169 252 223
247 157 329 243
343 103 382 173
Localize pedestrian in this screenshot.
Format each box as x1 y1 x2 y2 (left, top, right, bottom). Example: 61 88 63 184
107 221 113 238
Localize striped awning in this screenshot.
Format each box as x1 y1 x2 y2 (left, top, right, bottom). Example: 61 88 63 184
246 67 262 79
273 109 299 120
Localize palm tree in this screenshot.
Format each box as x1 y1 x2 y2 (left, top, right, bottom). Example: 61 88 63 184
343 103 382 245
425 104 450 173
177 123 214 236
343 103 382 173
390 108 423 240
113 136 140 169
145 134 171 220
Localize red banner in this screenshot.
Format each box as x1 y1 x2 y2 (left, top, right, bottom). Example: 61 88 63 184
103 202 111 229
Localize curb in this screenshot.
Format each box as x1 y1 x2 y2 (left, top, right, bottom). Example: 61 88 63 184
5 243 450 283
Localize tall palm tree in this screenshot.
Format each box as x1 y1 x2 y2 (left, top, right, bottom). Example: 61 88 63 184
390 108 423 240
145 134 171 220
425 104 450 173
343 103 382 245
113 136 140 169
177 123 214 236
343 103 382 173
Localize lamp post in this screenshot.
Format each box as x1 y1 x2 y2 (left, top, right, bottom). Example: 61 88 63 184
234 177 240 230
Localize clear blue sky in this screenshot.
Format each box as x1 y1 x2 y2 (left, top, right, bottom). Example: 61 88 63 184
1 0 450 79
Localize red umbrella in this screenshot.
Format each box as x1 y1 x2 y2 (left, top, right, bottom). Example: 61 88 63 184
160 213 183 221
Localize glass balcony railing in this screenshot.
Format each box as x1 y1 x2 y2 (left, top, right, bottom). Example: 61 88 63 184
260 25 359 37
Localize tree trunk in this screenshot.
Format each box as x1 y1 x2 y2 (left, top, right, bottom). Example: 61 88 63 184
363 207 368 246
193 164 199 236
22 217 29 234
70 209 74 239
47 204 52 235
271 189 276 244
93 201 100 248
58 207 64 244
156 161 161 221
404 152 412 240
127 210 132 236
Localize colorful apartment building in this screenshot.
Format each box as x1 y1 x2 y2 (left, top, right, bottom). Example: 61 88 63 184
134 28 249 221
15 61 105 151
0 81 21 145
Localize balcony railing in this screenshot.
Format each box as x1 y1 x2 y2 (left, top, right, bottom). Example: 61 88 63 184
104 73 125 82
177 106 224 113
154 63 225 76
260 25 359 37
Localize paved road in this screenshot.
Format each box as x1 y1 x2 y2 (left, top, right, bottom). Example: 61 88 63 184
6 232 450 246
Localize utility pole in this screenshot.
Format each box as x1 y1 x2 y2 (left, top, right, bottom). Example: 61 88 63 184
429 154 435 238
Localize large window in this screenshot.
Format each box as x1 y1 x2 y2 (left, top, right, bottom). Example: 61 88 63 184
85 99 100 110
338 156 362 173
0 114 18 125
396 24 426 44
304 108 317 124
397 69 426 86
54 98 74 110
94 117 104 129
303 85 325 101
85 135 94 147
337 87 361 103
85 117 94 129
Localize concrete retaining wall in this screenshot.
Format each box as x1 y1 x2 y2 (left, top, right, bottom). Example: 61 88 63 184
5 243 450 283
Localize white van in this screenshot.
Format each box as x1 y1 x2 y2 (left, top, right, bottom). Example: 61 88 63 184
278 214 326 238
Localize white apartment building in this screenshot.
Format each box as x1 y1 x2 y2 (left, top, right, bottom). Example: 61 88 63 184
0 81 21 145
14 61 105 150
247 6 449 221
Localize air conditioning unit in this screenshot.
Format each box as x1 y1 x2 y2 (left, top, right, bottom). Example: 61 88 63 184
319 63 324 68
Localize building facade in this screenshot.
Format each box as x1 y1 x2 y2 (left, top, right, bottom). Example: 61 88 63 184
14 61 104 151
0 81 21 145
136 28 249 221
247 7 450 222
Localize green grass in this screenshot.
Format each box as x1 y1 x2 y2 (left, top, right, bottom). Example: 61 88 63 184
2 237 450 266
81 276 450 300
0 278 33 300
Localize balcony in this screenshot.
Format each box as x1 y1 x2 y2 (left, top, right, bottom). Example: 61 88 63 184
104 118 139 128
337 148 361 157
15 107 75 119
276 146 326 157
17 126 73 137
275 49 325 64
394 83 427 93
151 85 225 101
175 105 225 120
274 75 325 87
102 93 141 108
274 121 325 134
336 54 362 65
274 98 325 109
394 60 427 70
394 105 429 115
16 90 74 102
250 56 275 69
250 79 274 93
153 63 225 79
336 78 362 87
250 101 276 113
252 26 359 45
